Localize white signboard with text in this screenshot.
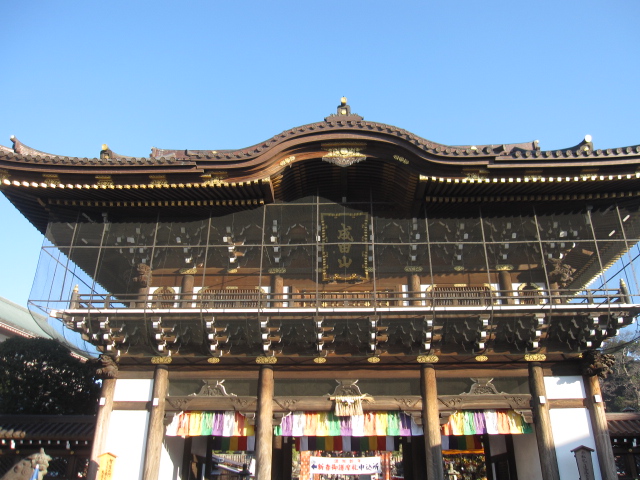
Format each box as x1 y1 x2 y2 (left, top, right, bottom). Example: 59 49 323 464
309 456 381 475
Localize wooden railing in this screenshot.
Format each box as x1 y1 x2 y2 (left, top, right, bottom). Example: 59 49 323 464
67 287 632 310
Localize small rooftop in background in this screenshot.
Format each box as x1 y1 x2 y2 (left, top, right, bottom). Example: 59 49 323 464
0 415 95 442
607 412 640 436
0 296 90 359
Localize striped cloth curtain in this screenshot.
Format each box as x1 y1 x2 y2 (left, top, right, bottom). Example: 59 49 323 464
165 409 532 438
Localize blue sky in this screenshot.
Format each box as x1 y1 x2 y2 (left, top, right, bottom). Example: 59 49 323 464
1 0 640 306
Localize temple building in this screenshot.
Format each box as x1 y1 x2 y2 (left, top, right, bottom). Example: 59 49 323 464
2 99 640 480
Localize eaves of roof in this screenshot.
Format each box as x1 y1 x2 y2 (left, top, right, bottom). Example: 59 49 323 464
607 412 640 436
2 106 640 235
2 112 640 184
0 415 95 441
0 297 57 340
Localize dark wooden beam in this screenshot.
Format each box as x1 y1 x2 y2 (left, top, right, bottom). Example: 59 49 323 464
165 393 533 416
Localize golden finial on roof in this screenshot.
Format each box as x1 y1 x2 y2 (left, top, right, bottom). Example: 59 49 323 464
102 144 108 151
340 96 347 106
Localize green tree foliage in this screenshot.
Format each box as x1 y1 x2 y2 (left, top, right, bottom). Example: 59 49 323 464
0 337 99 414
601 332 640 412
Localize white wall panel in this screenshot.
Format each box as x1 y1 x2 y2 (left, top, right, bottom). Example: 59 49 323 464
544 376 586 399
114 378 154 401
549 408 601 480
104 410 149 480
158 436 183 480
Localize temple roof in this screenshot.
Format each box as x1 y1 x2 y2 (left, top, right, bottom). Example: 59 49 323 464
0 415 95 441
3 100 640 232
0 297 89 359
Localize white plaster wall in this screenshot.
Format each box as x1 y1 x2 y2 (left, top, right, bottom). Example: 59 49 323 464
158 436 184 480
104 410 150 480
113 378 154 402
549 408 601 480
513 432 543 480
544 376 586 399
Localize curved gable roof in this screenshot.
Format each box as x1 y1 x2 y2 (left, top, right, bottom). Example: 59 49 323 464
2 100 640 231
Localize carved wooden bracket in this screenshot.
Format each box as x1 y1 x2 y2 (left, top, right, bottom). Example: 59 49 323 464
164 393 533 419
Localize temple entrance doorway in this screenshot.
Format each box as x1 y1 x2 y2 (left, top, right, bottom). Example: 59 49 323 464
442 435 487 480
443 453 488 480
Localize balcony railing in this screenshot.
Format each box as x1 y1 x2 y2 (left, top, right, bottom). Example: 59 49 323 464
66 287 633 311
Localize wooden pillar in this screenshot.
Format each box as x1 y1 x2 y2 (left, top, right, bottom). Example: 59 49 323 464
409 274 421 306
528 362 560 480
133 263 152 308
143 365 169 480
585 374 617 480
549 282 563 304
421 364 444 480
271 275 284 308
255 365 275 480
181 274 194 307
291 286 300 307
88 376 116 480
498 270 514 305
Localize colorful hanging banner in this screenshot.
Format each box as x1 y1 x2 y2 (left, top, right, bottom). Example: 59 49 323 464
309 456 381 475
441 435 484 453
275 411 420 437
441 410 532 436
295 436 399 452
166 411 254 437
166 409 531 438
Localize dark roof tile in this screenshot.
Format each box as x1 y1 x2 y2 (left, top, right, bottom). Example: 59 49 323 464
0 416 95 441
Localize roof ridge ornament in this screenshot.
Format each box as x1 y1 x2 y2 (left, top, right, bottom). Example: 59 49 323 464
324 96 364 123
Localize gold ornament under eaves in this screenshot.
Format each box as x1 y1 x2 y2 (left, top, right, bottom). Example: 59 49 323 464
151 356 173 364
256 356 278 364
524 353 546 362
417 355 439 363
